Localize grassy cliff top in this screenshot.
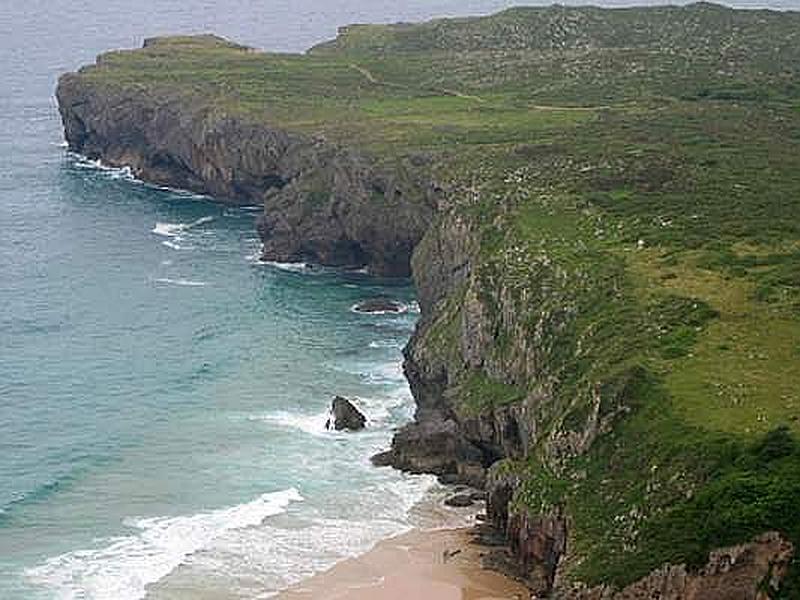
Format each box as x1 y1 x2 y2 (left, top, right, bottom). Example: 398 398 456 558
70 3 800 593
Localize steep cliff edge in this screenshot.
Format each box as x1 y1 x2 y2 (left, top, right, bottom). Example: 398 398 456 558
56 5 800 598
56 47 434 276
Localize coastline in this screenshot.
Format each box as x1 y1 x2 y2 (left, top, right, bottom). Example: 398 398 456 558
51 7 800 596
277 527 527 600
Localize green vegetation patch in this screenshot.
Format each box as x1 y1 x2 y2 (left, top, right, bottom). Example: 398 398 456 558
458 370 526 414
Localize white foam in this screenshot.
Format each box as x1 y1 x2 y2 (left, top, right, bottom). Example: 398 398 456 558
152 216 214 238
350 302 409 316
345 360 405 385
71 156 133 181
68 153 211 199
259 261 311 273
189 475 436 594
368 340 404 349
26 489 303 600
161 240 182 251
251 411 331 437
154 278 207 288
109 166 134 181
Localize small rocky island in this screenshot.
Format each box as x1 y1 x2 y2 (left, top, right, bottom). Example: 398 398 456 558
327 396 367 431
57 4 800 597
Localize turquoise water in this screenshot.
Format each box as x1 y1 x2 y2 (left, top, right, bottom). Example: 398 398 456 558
2 0 797 598
0 152 435 598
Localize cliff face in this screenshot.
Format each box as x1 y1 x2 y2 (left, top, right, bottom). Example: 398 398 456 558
559 532 794 600
56 74 433 277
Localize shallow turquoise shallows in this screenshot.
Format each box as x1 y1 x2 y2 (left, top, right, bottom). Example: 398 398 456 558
2 0 795 598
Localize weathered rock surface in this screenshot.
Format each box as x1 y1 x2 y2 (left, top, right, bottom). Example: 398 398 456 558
56 69 434 277
558 532 794 600
329 396 366 431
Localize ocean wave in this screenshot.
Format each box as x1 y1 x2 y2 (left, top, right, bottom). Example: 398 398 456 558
185 476 436 595
154 278 208 287
367 339 405 349
0 468 88 522
67 153 211 199
350 301 410 315
335 360 406 386
261 261 310 273
72 156 135 181
152 216 214 238
26 488 303 600
252 389 410 436
250 411 331 437
161 240 182 250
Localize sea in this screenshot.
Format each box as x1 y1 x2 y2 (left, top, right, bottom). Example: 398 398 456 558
0 0 796 598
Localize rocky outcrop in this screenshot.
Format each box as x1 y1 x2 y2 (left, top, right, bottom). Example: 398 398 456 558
56 66 433 277
372 417 488 487
351 298 406 314
328 396 366 431
559 532 794 600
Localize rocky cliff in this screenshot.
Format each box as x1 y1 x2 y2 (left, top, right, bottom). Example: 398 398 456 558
56 63 433 277
56 5 800 597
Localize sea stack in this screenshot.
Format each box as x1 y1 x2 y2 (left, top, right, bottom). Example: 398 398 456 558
328 396 366 431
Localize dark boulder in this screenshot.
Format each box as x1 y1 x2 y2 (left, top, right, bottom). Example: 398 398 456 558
328 396 366 431
352 298 406 314
444 493 475 507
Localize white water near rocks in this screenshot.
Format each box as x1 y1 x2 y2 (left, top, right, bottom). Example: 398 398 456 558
2 0 797 598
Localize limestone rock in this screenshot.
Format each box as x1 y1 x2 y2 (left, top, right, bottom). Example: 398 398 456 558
328 396 366 431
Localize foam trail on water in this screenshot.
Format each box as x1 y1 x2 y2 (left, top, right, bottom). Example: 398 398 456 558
259 261 312 274
350 302 409 315
26 489 303 600
154 278 207 288
368 340 404 349
152 216 214 238
251 411 331 437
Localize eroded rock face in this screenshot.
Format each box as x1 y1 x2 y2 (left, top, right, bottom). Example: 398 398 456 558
371 416 488 487
559 532 794 600
329 396 366 431
56 70 433 277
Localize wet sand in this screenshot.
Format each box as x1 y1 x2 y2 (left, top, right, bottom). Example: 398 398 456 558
278 528 527 600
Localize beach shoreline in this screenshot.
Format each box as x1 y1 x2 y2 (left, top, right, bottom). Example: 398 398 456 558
277 527 528 600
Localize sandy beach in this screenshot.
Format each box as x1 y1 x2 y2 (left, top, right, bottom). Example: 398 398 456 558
278 528 527 600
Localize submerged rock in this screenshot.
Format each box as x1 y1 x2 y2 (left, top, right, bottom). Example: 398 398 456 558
444 493 475 507
327 396 366 431
352 298 406 314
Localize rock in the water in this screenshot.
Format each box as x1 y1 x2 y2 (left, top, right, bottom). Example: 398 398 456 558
328 396 366 431
444 493 475 507
352 298 406 314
